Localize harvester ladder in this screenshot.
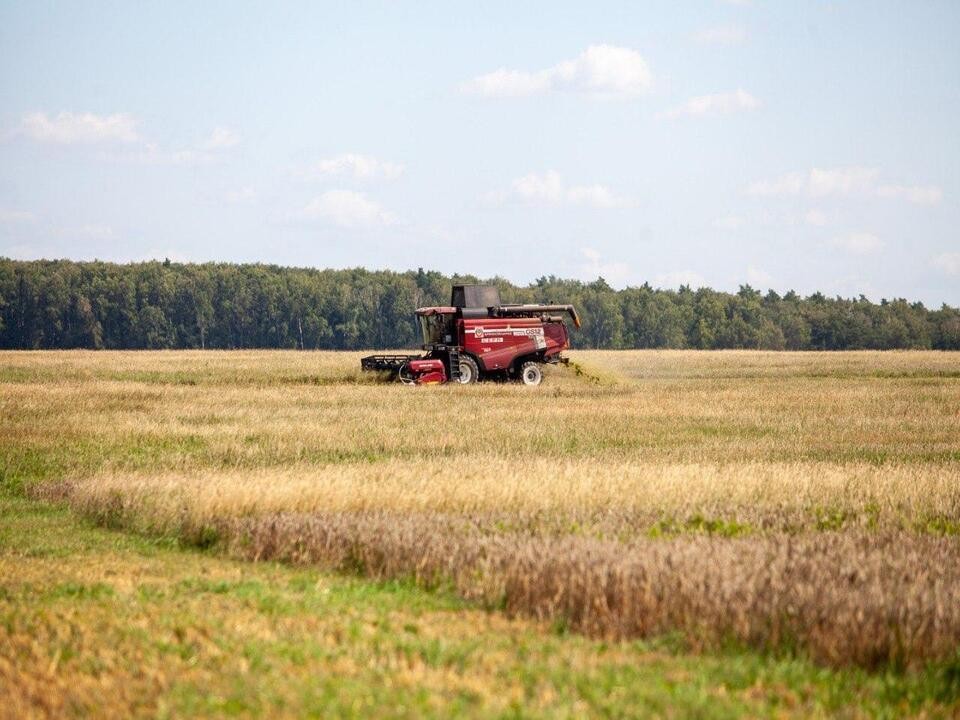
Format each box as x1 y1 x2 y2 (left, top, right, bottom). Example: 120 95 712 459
448 348 460 381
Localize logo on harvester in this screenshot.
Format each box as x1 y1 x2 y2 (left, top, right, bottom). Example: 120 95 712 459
474 327 484 338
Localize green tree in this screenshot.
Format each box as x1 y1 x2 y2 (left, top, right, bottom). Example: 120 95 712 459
0 258 955 352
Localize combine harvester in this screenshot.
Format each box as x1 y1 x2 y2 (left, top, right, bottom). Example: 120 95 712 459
361 284 581 386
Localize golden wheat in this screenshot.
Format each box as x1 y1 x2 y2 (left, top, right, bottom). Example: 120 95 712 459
42 460 960 534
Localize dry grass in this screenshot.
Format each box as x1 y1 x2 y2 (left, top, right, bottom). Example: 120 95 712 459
3 349 960 671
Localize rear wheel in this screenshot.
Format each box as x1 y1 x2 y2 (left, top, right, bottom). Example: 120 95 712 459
519 361 543 386
457 356 479 384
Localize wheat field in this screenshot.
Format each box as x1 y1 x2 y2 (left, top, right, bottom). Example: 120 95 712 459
3 349 960 716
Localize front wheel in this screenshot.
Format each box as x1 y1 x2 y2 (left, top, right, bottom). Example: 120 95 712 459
397 362 416 385
519 361 543 386
457 356 479 384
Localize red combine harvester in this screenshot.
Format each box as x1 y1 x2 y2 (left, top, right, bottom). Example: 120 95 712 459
361 284 581 386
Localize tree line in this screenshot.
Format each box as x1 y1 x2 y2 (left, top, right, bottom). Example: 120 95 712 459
1 258 958 350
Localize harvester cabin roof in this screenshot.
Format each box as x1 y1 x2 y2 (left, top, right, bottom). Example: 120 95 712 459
450 284 502 309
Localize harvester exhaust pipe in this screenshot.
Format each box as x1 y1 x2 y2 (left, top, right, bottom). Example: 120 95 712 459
492 304 582 329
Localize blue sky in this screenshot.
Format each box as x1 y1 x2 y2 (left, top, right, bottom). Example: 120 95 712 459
1 0 958 305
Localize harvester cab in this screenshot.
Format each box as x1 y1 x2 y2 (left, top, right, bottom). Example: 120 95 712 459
361 284 581 386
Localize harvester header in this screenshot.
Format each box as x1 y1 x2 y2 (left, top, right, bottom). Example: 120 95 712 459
361 284 580 386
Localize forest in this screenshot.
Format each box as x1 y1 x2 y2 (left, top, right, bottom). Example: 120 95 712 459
1 258 958 350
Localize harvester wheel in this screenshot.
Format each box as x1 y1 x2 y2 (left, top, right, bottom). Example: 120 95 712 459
457 356 479 384
519 361 543 386
397 362 416 385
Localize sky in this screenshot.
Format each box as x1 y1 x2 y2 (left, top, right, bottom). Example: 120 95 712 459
1 1 958 306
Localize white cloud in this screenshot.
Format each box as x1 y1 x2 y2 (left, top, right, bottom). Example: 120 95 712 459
747 171 806 197
748 167 879 198
164 127 241 161
695 24 747 46
0 208 35 224
507 171 630 208
809 167 879 197
663 89 759 118
654 270 707 289
20 111 139 144
933 252 960 276
558 45 653 96
748 168 943 208
202 127 241 150
876 184 943 206
831 232 883 254
581 247 630 285
810 167 877 196
308 153 404 181
120 130 240 166
300 190 398 229
804 208 829 226
513 171 565 204
746 265 774 287
713 214 744 230
462 44 653 98
29 119 242 165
